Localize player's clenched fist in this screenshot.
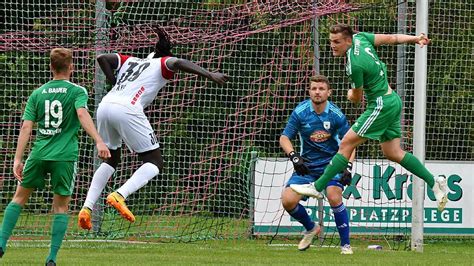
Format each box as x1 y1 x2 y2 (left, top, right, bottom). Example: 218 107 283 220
96 142 111 160
417 33 431 48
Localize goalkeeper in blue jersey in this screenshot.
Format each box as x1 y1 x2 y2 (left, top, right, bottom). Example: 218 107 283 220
280 75 354 254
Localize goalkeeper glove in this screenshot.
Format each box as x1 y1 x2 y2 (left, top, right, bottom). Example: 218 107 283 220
288 151 310 176
339 162 353 186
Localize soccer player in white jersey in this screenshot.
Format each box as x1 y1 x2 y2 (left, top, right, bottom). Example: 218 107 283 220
78 28 228 229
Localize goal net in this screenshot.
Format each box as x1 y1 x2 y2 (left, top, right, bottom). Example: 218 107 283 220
0 0 471 245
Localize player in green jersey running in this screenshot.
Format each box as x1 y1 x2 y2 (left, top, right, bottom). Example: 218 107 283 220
0 48 110 266
290 24 448 212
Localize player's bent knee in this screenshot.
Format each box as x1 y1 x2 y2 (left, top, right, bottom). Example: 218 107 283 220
326 188 343 206
382 149 404 163
52 196 70 213
327 196 342 207
282 198 298 211
281 189 300 211
12 186 34 206
338 140 356 158
138 148 164 172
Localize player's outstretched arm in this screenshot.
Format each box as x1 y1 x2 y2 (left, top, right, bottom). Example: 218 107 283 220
165 57 229 85
374 33 431 47
97 54 119 86
13 120 34 181
77 108 111 160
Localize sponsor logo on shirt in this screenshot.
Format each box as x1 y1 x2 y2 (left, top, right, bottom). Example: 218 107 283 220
310 130 331 143
131 86 145 105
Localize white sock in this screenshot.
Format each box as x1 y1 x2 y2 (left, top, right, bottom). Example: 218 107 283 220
83 163 115 210
117 163 159 199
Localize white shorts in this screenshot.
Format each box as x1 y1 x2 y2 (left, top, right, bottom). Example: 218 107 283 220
97 102 159 153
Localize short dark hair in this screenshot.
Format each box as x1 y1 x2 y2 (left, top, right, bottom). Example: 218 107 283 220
310 75 331 89
329 23 354 38
50 48 72 73
153 27 173 58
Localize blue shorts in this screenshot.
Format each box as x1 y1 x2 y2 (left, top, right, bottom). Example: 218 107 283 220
285 172 344 191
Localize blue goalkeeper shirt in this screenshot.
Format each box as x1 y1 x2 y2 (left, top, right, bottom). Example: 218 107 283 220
282 100 350 174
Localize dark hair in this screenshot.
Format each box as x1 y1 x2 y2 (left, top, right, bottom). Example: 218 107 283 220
50 48 72 73
153 27 173 58
310 75 331 89
329 23 354 38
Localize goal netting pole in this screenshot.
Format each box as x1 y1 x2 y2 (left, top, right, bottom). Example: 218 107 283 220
411 0 429 252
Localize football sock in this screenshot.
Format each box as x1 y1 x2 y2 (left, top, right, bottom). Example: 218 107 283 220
400 153 435 188
332 203 350 246
46 213 69 263
84 163 115 210
315 153 348 192
0 202 22 251
288 204 315 231
117 163 159 199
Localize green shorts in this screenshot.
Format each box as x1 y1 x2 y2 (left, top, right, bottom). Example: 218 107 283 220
352 93 402 142
21 159 77 196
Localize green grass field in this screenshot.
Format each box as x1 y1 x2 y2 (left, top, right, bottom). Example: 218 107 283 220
1 239 473 265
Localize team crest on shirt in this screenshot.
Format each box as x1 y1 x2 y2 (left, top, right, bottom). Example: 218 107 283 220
310 130 331 143
323 121 331 130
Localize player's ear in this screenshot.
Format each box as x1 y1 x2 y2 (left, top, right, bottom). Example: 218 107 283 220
49 64 57 76
69 63 74 72
345 35 352 45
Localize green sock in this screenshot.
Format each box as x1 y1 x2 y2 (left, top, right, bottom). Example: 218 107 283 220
0 202 22 251
315 153 349 192
46 213 69 263
400 153 435 188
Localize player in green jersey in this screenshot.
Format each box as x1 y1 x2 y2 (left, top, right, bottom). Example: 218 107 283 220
0 48 110 265
290 24 448 212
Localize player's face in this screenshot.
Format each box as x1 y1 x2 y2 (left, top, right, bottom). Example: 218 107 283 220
308 81 331 105
329 33 352 57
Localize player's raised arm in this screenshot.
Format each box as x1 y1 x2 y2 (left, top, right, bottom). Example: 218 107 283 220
374 33 431 47
97 54 119 86
165 57 229 85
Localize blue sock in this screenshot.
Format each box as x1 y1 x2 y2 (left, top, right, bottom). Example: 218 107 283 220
288 204 315 231
332 203 350 246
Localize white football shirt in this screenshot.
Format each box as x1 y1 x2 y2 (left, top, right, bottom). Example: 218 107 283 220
101 53 175 111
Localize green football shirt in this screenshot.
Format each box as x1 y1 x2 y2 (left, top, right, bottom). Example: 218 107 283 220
345 32 390 102
22 79 88 161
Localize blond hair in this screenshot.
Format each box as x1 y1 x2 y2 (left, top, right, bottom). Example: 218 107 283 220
50 48 72 73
